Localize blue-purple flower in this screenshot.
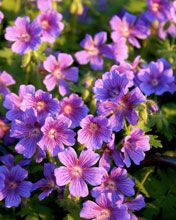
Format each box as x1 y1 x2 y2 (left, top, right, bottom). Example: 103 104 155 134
121 128 150 167
91 167 135 201
137 59 175 95
54 147 102 197
5 16 41 54
43 53 79 96
110 12 150 48
75 32 113 70
93 69 130 102
33 163 56 200
125 194 146 220
36 10 64 43
146 0 171 22
98 87 146 132
0 165 32 208
77 115 112 150
38 115 75 156
10 108 43 158
99 133 124 171
59 93 89 128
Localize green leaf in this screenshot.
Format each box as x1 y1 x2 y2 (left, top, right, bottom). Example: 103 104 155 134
149 135 163 148
26 216 39 220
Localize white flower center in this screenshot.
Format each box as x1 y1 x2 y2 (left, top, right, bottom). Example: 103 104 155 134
64 104 72 115
72 166 82 177
20 33 31 42
36 101 46 111
48 128 56 138
97 209 111 220
152 3 159 12
41 20 50 30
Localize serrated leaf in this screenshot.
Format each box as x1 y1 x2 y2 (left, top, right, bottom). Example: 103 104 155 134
149 135 163 148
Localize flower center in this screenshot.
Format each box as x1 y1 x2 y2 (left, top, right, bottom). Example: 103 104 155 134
63 104 72 115
8 181 17 189
105 179 116 190
88 46 99 56
109 89 119 98
152 3 159 12
48 128 57 138
41 20 50 30
72 166 82 177
122 25 130 37
20 33 31 42
151 79 159 86
53 67 61 78
89 122 99 132
36 101 46 111
97 209 111 220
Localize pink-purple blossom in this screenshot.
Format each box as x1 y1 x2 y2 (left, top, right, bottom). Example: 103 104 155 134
43 53 79 96
98 87 146 132
38 115 75 156
36 10 64 43
110 12 150 48
80 193 130 220
75 32 113 70
0 71 15 96
54 147 102 197
59 93 89 128
91 167 135 201
121 128 150 167
77 115 112 150
5 16 42 54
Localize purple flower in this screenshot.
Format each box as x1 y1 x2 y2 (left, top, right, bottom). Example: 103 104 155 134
125 194 145 220
21 89 60 121
59 93 89 128
80 193 130 220
146 0 171 22
5 16 41 54
93 69 130 102
38 115 75 156
109 38 129 63
77 115 112 150
36 10 64 43
37 0 52 11
0 154 31 169
3 85 35 121
91 167 135 201
10 108 43 158
54 147 102 197
99 133 124 171
43 53 79 96
33 163 56 200
110 12 150 48
0 165 32 208
0 11 4 24
0 71 15 96
98 87 146 132
137 59 175 95
121 128 150 167
110 64 134 83
75 32 113 70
